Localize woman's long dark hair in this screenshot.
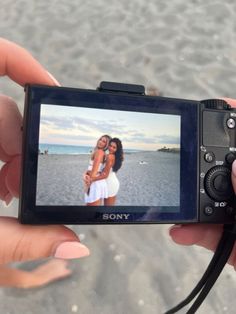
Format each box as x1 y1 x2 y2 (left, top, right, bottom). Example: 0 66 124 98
110 138 124 172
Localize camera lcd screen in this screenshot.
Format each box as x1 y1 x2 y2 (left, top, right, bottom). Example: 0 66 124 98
36 105 180 208
20 85 199 224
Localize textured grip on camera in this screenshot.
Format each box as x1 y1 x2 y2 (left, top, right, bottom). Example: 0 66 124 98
201 99 231 110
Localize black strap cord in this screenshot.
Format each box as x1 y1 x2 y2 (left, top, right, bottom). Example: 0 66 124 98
164 223 236 314
164 230 228 314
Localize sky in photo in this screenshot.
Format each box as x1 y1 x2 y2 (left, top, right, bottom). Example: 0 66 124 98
39 104 180 151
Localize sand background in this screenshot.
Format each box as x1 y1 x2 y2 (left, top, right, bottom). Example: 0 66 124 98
1 0 236 313
36 152 179 206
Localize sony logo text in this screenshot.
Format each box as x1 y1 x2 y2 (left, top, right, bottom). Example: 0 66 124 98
102 213 130 220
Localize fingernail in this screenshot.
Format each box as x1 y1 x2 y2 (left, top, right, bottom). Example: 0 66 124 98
54 242 90 259
46 71 61 86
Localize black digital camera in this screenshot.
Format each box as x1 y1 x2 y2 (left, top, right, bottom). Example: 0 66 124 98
19 82 236 224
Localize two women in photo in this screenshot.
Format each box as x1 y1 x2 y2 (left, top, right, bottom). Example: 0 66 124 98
84 135 124 206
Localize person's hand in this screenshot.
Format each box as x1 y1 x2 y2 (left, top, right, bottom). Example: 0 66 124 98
0 38 90 264
83 172 91 187
170 97 236 268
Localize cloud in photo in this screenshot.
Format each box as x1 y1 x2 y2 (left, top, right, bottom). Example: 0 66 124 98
41 113 127 137
156 134 180 144
40 104 180 149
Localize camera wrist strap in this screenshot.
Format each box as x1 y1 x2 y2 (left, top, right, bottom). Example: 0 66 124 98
164 223 236 314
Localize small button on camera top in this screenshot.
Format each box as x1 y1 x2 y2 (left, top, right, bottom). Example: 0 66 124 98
204 152 215 163
227 118 235 129
225 153 236 164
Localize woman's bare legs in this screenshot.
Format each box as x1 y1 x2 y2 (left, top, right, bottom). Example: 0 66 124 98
86 199 102 206
104 196 116 206
0 259 72 288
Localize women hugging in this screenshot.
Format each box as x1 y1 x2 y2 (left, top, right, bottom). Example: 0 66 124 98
84 135 124 206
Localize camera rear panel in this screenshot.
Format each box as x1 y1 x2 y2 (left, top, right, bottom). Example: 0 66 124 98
199 106 236 223
19 84 236 224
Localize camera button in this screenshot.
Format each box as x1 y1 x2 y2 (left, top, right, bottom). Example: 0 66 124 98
213 175 230 192
204 152 215 163
227 118 235 129
225 153 236 164
204 206 214 216
204 166 233 201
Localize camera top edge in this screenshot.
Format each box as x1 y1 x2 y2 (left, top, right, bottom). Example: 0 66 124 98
24 82 233 108
25 81 203 106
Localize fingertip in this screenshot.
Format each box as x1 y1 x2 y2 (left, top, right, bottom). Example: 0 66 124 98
0 38 60 87
222 98 236 108
169 224 182 236
46 71 61 86
169 224 224 253
232 160 236 177
169 224 204 245
169 224 189 244
0 218 86 263
0 95 22 156
54 242 90 259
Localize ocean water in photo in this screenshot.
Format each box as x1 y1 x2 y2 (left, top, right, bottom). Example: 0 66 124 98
39 143 93 155
39 143 143 155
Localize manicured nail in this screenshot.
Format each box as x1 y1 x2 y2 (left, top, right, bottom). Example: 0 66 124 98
46 71 61 86
54 241 90 259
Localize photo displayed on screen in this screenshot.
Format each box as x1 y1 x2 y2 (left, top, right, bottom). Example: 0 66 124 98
36 104 181 208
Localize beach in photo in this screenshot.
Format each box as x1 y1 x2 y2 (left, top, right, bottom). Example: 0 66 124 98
36 149 180 206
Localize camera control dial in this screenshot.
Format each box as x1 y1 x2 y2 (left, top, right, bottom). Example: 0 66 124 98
204 166 234 201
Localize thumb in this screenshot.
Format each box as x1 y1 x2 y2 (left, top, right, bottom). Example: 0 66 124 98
0 217 90 264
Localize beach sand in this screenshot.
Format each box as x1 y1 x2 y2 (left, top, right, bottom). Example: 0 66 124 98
36 151 179 207
1 0 236 313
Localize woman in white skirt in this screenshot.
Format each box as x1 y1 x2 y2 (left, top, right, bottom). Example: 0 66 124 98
89 138 124 205
84 135 111 206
